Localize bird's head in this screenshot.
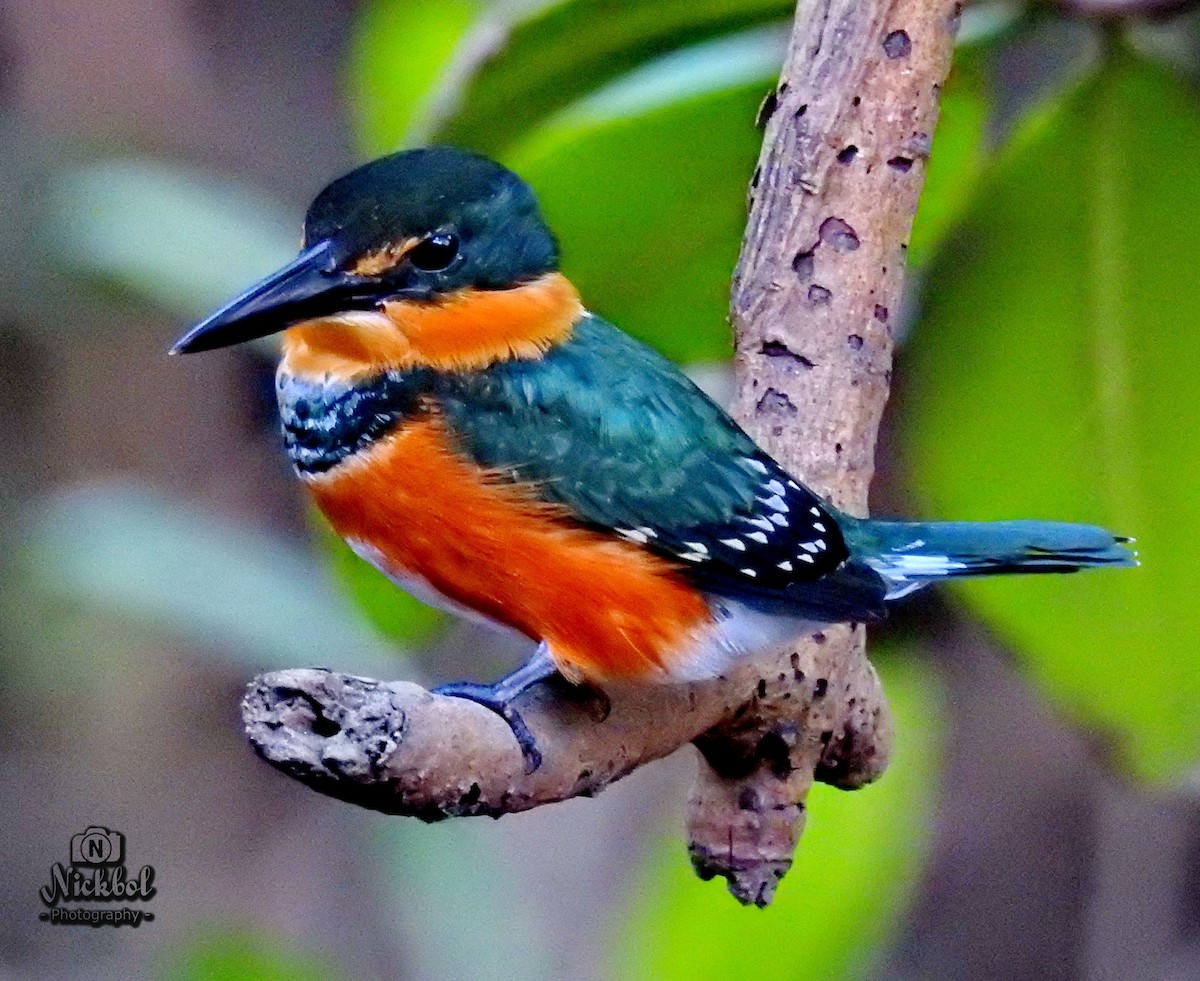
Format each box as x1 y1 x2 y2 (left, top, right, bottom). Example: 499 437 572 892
172 147 581 373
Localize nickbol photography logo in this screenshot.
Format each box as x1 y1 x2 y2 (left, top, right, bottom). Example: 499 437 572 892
38 826 156 928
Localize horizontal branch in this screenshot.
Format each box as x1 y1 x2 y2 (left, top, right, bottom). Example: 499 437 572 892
244 645 889 818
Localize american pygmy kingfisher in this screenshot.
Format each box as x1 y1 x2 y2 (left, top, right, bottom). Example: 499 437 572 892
174 147 1135 770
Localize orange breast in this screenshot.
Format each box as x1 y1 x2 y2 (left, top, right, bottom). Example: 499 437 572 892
305 417 713 683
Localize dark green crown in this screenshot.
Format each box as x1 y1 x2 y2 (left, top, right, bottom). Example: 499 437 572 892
305 147 560 296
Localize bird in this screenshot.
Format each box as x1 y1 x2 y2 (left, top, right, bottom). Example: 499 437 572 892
173 146 1135 771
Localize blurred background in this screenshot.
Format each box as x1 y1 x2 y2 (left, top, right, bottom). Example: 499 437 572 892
1 0 1198 977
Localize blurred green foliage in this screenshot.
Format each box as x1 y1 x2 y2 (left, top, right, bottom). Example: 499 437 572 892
15 485 402 677
508 26 785 363
903 48 1200 781
352 0 480 155
906 48 989 268
162 926 348 981
51 159 296 322
367 818 555 981
353 1 793 362
373 0 796 155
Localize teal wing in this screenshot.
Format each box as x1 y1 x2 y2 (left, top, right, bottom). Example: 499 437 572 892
435 314 886 622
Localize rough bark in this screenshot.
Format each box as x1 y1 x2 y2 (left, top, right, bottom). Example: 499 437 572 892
700 0 960 900
242 0 959 906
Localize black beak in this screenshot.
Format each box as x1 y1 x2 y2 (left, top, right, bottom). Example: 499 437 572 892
171 241 357 354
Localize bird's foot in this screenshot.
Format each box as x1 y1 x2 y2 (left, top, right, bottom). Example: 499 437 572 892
432 644 558 773
431 680 543 773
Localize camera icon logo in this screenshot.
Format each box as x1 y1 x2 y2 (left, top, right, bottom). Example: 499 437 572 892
70 827 125 865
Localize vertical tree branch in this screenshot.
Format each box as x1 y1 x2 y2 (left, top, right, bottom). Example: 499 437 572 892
686 0 959 903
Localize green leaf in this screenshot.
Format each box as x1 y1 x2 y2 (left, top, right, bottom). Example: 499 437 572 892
956 1 1026 48
352 0 1016 159
901 51 1200 780
348 0 480 157
48 159 295 321
416 0 793 155
906 5 1027 268
613 649 943 981
161 925 349 981
505 26 787 363
17 484 402 676
908 46 990 268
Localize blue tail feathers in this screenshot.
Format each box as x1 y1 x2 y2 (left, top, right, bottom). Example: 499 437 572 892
844 518 1137 600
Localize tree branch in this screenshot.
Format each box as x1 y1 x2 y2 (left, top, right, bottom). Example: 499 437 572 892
698 0 959 902
242 0 958 906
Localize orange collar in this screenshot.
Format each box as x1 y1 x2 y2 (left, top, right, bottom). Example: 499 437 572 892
281 272 583 379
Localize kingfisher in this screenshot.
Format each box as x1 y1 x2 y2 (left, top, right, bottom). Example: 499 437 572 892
173 146 1135 771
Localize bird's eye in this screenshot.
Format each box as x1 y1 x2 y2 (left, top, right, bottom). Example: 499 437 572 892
407 232 459 272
